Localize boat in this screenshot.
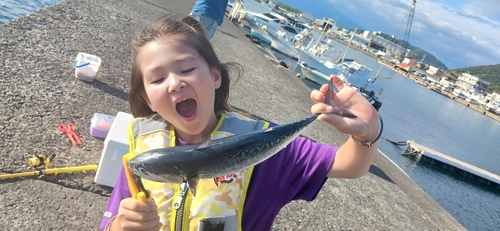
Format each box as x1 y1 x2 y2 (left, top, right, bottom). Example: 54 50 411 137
296 30 340 61
262 25 306 59
298 53 373 84
244 11 306 58
244 11 287 35
299 62 383 111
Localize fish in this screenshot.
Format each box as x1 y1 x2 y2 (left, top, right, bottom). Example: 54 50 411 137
324 76 358 118
128 77 356 196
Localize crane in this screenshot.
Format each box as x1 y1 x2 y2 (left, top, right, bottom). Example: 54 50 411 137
402 0 417 57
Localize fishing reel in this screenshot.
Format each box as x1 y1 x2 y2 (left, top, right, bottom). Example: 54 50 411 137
28 154 56 169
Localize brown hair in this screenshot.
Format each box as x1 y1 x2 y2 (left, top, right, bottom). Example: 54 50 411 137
129 14 243 117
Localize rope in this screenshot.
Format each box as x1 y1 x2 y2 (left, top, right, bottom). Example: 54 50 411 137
385 138 408 146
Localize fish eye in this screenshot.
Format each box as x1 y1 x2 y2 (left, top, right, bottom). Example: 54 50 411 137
138 167 150 176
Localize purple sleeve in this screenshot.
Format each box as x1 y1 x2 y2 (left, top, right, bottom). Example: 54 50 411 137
273 135 337 201
242 135 337 230
99 166 132 230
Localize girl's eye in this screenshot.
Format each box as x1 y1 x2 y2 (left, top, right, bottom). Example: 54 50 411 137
151 78 164 84
181 68 195 74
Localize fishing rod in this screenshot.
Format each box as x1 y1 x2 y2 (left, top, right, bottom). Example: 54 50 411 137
0 154 97 180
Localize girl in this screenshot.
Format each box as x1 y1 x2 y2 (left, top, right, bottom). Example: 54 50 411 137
100 14 381 231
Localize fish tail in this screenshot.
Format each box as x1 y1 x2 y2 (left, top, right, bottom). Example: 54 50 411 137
324 77 357 118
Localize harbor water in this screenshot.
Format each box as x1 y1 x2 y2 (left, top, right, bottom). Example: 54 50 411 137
0 0 57 24
290 48 500 231
2 1 499 230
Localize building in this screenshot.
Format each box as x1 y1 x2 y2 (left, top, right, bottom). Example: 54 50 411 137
362 31 407 57
440 71 457 84
455 73 490 93
426 65 440 76
486 92 500 112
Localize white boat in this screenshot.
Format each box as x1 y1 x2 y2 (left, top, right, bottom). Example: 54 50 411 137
299 60 383 111
293 18 344 62
298 61 342 86
244 11 305 58
263 25 305 59
295 34 347 73
297 26 376 88
298 54 373 83
244 11 287 35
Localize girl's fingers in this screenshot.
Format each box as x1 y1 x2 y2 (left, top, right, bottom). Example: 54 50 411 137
310 89 324 103
331 75 345 91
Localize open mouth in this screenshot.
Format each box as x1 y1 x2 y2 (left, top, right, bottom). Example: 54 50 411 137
176 98 197 118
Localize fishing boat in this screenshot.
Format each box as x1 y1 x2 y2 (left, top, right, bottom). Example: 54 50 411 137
244 11 287 45
262 25 305 59
244 16 272 46
293 18 345 68
244 10 306 58
244 11 287 32
299 61 383 111
298 55 373 85
297 25 383 110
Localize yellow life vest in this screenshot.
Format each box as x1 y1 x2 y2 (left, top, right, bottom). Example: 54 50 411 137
123 111 269 231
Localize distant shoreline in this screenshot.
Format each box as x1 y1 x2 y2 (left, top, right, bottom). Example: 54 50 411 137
304 27 500 123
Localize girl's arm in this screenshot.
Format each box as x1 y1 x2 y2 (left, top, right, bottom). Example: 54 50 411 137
309 75 381 179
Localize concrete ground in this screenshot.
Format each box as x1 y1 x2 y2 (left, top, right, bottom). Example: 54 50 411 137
0 0 465 230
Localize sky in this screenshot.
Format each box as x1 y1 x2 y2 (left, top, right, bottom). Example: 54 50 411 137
281 0 500 69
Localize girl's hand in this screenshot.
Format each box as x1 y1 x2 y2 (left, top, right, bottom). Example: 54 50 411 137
310 75 379 142
112 198 162 231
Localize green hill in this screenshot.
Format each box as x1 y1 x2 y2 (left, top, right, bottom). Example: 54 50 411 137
407 47 448 71
449 64 500 93
397 40 448 70
371 33 449 70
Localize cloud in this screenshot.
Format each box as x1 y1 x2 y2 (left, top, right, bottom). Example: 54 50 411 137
325 0 500 68
461 0 500 21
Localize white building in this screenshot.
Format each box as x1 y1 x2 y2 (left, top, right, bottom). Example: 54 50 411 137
362 31 407 57
426 65 439 76
482 92 500 110
455 73 490 93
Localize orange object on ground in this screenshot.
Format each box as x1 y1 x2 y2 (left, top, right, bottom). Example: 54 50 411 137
58 123 83 146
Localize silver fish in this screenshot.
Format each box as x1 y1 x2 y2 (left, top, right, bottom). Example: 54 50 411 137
128 78 356 196
324 76 357 118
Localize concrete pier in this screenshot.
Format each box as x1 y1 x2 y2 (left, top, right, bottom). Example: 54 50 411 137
405 140 500 190
0 0 465 230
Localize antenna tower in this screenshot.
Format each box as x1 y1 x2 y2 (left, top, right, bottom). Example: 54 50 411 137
402 0 417 57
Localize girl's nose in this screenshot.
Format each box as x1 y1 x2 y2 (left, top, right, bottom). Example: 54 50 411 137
167 74 186 93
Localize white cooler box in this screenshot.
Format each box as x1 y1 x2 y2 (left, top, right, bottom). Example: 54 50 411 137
94 111 134 187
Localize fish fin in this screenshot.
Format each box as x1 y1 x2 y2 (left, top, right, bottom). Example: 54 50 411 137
194 136 212 149
187 177 199 197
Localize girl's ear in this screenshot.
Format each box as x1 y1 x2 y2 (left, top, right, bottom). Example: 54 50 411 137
212 67 222 89
142 92 156 112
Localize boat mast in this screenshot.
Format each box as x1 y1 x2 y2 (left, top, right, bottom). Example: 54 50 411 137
339 27 356 63
372 64 383 83
314 18 330 47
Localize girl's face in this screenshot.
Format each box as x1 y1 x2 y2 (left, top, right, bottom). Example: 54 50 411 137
137 37 222 143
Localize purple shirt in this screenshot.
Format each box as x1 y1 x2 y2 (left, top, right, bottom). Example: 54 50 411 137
100 136 337 230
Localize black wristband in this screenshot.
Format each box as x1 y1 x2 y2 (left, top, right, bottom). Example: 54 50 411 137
351 115 383 147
